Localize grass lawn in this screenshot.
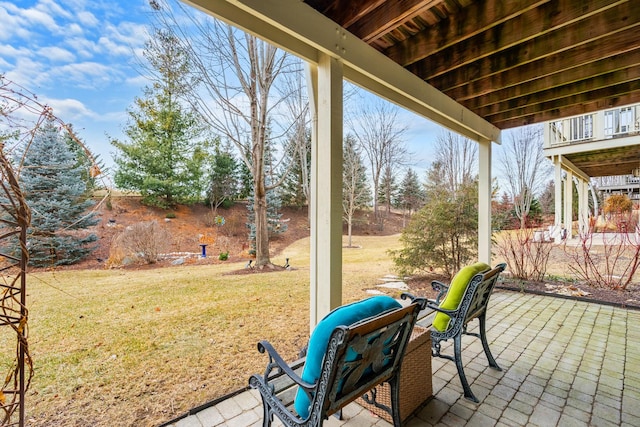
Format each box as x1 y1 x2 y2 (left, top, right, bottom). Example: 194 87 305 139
6 234 402 427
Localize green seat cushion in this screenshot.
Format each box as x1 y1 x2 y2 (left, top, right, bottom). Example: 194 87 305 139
432 262 490 332
294 296 401 419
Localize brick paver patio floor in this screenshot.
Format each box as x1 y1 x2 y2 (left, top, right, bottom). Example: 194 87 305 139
164 291 640 427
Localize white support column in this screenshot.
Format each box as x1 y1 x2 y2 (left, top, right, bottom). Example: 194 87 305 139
478 138 492 264
577 177 586 236
309 53 343 331
580 179 590 235
564 170 574 238
554 156 563 242
306 63 319 331
590 183 599 221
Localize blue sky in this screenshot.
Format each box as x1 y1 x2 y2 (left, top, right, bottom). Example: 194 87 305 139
1 0 154 168
1 0 500 184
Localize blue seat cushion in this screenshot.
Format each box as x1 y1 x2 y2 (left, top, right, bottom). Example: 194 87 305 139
294 296 401 419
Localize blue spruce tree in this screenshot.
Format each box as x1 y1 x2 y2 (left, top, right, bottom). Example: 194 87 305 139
18 120 99 266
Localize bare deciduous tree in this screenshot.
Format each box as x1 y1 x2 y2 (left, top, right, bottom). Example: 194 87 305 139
434 131 477 193
349 99 408 225
151 1 305 267
499 125 552 229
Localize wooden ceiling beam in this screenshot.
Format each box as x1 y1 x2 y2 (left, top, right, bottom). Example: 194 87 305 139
455 47 640 109
490 85 640 129
565 146 640 177
304 0 386 28
474 64 640 119
384 0 549 67
419 0 638 88
346 0 441 42
429 20 640 99
443 29 640 111
489 80 640 124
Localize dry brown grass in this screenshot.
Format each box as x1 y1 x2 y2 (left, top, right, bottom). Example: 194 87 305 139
5 234 402 427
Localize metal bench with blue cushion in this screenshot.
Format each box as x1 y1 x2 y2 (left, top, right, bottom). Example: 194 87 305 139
249 296 425 426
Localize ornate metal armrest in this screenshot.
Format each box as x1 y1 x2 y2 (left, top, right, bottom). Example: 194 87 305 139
424 300 459 316
400 292 429 310
431 280 450 303
256 340 315 394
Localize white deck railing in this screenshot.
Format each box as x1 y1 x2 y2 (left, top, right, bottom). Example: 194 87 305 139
546 103 640 147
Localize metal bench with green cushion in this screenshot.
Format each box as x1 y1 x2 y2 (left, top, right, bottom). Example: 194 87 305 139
405 262 507 403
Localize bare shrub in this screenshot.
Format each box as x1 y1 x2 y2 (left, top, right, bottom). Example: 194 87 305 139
604 194 633 216
215 235 230 253
220 214 245 237
493 228 552 281
564 225 640 290
108 221 167 265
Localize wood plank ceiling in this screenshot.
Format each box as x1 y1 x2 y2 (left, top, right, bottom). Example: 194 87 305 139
302 0 640 131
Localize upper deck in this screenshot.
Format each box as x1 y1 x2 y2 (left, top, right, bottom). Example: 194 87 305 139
544 104 640 179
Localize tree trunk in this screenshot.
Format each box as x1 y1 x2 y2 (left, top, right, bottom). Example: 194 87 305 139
254 179 270 267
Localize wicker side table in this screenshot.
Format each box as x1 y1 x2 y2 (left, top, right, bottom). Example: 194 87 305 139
357 325 432 423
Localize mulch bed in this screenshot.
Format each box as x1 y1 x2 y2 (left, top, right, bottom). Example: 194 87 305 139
497 278 640 311
405 274 640 311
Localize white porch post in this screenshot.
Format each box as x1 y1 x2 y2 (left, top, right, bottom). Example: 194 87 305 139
580 179 590 235
478 138 492 264
309 53 343 331
554 156 563 242
577 177 585 235
564 170 574 238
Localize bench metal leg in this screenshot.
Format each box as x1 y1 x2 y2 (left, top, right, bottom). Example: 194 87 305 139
261 396 273 427
479 315 501 371
452 334 478 403
389 375 402 426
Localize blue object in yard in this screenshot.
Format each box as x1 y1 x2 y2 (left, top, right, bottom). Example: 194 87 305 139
200 244 208 258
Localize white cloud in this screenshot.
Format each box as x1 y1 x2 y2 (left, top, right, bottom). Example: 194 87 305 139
65 36 99 59
77 10 98 27
125 74 147 87
49 61 120 89
4 57 48 88
20 6 61 34
38 46 76 63
44 96 96 121
0 0 158 168
0 43 29 59
65 23 84 36
103 21 148 52
0 3 32 40
37 0 73 21
98 36 135 57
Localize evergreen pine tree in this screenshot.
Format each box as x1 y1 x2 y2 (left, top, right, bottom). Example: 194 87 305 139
206 139 239 212
279 130 311 208
398 168 425 216
111 29 209 208
391 160 478 278
237 159 253 200
63 125 105 195
378 165 399 213
18 120 98 266
343 135 371 247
